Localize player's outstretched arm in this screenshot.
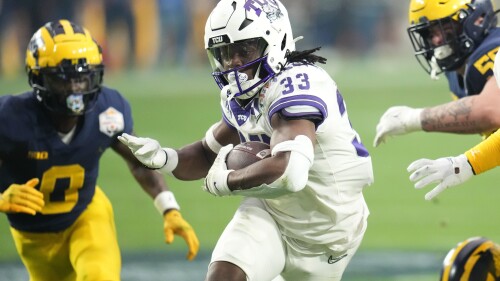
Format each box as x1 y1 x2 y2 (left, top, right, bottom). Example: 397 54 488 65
117 133 176 174
374 85 500 147
464 129 500 175
373 106 423 147
112 137 200 261
407 129 500 200
407 155 473 200
0 178 44 215
118 132 215 179
409 78 500 136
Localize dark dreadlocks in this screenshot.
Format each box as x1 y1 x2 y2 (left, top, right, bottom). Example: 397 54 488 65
286 47 327 65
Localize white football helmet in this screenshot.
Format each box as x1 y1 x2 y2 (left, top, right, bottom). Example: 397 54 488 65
204 0 295 99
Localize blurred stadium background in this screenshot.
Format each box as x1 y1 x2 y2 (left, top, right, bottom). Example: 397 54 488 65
1 1 500 280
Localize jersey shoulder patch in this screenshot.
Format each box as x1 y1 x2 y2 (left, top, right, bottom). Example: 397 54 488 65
94 87 133 137
99 107 124 137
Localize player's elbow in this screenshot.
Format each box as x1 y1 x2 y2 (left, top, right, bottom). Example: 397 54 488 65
269 152 313 193
272 169 309 192
473 92 500 131
478 105 500 131
486 111 500 130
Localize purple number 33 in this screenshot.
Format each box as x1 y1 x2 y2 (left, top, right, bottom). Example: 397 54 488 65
280 73 310 95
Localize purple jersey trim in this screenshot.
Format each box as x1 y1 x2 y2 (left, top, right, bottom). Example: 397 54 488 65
222 112 237 130
268 94 327 126
352 137 369 157
336 90 345 115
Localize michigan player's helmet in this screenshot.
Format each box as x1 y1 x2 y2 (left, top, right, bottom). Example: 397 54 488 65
407 0 497 77
440 237 500 281
204 0 295 100
26 19 104 116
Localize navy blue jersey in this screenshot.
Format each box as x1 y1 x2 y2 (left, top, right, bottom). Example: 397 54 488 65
445 28 500 98
0 87 133 232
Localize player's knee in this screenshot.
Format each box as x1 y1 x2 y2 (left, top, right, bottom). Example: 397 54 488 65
77 262 119 281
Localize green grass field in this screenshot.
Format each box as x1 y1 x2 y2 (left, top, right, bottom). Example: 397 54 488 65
0 54 498 280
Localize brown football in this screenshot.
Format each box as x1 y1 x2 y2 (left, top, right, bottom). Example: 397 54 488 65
226 141 271 170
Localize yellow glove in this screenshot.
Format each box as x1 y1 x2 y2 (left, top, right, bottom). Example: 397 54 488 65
0 178 44 215
164 209 200 261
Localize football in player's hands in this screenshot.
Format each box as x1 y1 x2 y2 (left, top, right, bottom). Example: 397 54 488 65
226 142 271 170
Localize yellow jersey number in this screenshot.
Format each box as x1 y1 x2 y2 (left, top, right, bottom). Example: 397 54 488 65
39 164 85 214
473 46 500 75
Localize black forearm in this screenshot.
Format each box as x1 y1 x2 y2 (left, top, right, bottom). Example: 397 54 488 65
112 138 167 199
129 164 166 199
172 140 215 181
228 153 287 191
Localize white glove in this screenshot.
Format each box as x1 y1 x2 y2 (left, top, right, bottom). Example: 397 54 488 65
373 106 423 147
407 154 474 200
203 144 234 196
118 133 167 169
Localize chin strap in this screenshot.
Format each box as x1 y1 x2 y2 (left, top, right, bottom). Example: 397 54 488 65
293 36 304 43
221 85 237 101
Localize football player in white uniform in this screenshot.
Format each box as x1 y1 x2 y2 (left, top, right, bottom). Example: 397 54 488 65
119 0 373 280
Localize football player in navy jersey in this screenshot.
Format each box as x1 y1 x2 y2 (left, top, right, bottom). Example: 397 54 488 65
406 49 500 201
374 0 500 147
0 19 199 281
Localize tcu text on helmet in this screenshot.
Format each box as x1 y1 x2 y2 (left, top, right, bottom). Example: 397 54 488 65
209 34 230 48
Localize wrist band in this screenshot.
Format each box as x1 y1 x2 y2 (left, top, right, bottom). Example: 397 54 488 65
154 191 180 215
205 123 223 153
407 108 423 132
144 149 168 171
158 148 178 175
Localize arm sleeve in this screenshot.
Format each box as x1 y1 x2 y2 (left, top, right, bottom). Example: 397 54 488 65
464 129 500 175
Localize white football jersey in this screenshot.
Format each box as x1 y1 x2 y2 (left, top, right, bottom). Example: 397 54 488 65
220 62 374 254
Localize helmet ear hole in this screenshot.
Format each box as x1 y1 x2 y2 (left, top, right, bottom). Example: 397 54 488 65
281 34 287 50
28 71 42 88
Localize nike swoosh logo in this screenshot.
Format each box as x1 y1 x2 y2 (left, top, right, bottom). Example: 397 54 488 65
328 253 347 264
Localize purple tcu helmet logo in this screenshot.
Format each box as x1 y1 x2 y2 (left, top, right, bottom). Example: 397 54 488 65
244 0 282 21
